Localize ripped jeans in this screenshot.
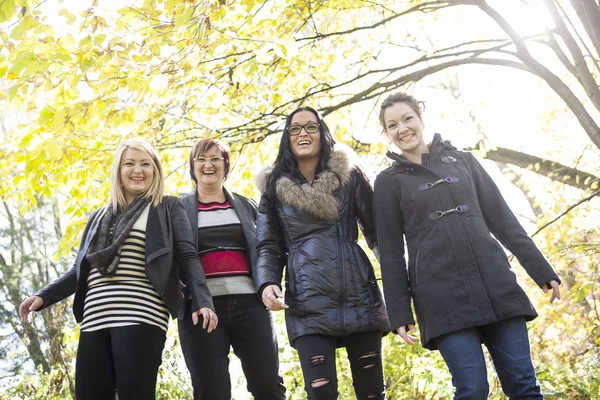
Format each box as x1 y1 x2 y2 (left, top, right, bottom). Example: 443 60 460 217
295 331 385 400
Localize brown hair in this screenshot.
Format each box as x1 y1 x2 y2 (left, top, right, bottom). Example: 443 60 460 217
378 92 425 131
189 138 231 183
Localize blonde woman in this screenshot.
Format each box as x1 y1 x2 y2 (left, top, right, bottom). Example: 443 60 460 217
19 139 216 400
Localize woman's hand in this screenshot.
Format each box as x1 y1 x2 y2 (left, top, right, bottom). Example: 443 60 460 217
542 280 561 303
19 296 43 322
261 285 288 311
396 324 419 345
192 307 218 332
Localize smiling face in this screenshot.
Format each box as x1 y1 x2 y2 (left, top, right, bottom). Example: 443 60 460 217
383 102 426 154
120 148 155 204
289 110 322 161
193 145 226 189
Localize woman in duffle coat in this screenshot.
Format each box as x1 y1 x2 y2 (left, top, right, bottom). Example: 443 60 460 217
374 92 561 400
255 106 390 400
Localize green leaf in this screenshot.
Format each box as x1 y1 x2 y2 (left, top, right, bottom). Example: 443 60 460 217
0 60 8 78
0 0 17 24
45 141 62 158
94 33 107 45
173 6 193 27
7 52 33 79
38 107 55 125
78 35 92 48
8 82 22 99
279 35 298 59
18 133 35 149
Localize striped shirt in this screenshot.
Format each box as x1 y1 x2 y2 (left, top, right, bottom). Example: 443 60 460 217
197 200 256 297
81 205 170 332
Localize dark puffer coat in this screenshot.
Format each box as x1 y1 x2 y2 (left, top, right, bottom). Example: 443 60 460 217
255 145 390 347
374 134 561 350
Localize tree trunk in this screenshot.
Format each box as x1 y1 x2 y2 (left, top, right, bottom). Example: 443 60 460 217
477 0 600 150
569 0 600 58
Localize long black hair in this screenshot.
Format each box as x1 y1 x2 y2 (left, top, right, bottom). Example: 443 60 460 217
262 107 337 211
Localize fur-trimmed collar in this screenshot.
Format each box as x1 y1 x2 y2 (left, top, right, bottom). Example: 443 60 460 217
255 144 356 221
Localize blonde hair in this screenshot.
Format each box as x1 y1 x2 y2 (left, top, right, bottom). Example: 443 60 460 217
109 138 164 210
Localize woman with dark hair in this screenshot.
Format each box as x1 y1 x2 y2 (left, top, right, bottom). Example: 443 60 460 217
255 107 390 400
18 138 216 400
374 92 561 399
178 138 285 400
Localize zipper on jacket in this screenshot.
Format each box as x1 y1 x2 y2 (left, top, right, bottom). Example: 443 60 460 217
336 222 345 334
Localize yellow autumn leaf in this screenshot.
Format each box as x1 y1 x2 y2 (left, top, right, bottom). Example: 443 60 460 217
0 0 17 24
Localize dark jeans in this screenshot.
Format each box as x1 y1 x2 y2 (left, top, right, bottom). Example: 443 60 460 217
178 295 285 400
295 331 385 400
76 324 166 400
435 317 543 400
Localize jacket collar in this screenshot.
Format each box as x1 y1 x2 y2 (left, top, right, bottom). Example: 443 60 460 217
258 144 355 221
183 188 256 261
75 207 108 274
183 188 240 242
145 201 169 264
224 187 258 268
386 133 457 168
184 189 199 247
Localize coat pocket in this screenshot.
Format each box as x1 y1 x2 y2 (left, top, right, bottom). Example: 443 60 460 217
355 246 382 306
407 247 421 288
463 215 526 299
409 224 471 320
413 248 421 286
285 252 309 312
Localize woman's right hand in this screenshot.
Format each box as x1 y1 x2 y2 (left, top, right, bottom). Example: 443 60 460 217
396 324 419 345
261 285 288 311
19 296 43 322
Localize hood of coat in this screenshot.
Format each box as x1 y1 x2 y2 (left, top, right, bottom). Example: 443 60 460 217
386 133 458 166
255 144 356 221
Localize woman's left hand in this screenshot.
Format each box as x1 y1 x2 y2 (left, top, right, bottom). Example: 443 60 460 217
542 280 561 303
192 307 218 332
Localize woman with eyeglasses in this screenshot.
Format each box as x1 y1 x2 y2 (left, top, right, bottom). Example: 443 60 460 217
374 92 561 399
177 138 286 400
18 138 216 400
255 107 390 400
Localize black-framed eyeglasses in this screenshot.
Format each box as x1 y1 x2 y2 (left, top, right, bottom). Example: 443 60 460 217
288 123 320 136
193 156 224 164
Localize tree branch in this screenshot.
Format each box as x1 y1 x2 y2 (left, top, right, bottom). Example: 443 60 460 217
531 189 600 237
543 0 600 112
476 0 600 149
567 0 600 65
297 0 471 42
321 57 530 116
468 142 600 193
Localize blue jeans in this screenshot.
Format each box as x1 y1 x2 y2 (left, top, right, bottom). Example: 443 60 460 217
434 317 542 400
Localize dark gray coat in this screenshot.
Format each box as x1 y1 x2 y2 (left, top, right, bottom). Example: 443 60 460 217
35 196 214 321
374 134 560 349
255 146 390 347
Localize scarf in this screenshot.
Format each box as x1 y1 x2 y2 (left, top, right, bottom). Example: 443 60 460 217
86 196 151 277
